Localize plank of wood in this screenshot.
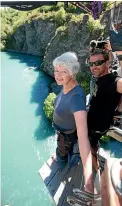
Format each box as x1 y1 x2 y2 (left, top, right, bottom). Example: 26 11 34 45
47 158 80 206
115 51 122 55
61 162 83 206
38 156 61 186
46 163 71 201
107 131 122 142
53 165 78 206
70 161 83 190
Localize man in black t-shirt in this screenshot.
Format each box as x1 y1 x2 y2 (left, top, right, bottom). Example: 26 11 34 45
87 49 122 170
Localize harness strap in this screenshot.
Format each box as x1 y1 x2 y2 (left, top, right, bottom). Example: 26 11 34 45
63 129 76 134
57 132 67 156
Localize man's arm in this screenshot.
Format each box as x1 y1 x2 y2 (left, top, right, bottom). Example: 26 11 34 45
117 78 122 93
104 40 113 62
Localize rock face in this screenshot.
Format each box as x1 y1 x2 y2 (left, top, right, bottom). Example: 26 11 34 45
101 4 122 52
6 19 57 56
101 3 122 30
42 15 103 77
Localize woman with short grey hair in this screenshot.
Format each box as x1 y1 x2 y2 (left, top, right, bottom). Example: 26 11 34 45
53 52 80 76
53 52 94 194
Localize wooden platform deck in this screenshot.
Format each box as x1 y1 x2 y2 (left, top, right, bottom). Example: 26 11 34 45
107 130 122 142
38 149 101 206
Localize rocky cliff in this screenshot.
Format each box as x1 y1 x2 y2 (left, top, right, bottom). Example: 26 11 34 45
4 3 122 77
6 19 57 56
5 15 104 77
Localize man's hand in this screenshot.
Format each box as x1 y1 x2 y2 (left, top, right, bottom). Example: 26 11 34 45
104 40 112 52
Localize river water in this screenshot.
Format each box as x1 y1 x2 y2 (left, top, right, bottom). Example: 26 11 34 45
1 51 56 206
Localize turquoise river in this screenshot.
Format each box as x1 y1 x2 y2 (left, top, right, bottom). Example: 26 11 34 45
1 52 56 206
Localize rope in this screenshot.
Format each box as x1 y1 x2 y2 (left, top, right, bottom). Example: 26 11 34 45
70 2 92 15
78 2 92 14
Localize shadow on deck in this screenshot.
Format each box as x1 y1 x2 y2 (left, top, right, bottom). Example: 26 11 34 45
39 154 84 206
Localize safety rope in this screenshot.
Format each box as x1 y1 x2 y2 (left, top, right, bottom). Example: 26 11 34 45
70 2 92 15
78 2 92 14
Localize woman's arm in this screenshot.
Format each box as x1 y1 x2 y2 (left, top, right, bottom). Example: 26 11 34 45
74 110 94 193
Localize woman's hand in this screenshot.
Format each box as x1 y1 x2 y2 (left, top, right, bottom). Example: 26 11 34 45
84 171 94 193
84 178 94 194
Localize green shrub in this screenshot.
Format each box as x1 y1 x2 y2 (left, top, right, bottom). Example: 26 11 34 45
87 16 104 33
57 2 64 9
81 79 90 95
70 14 79 23
1 30 8 40
0 42 5 50
100 134 110 143
39 5 57 13
13 12 28 30
102 2 110 11
55 7 66 26
76 72 91 95
55 25 67 35
66 3 77 13
43 92 56 121
104 1 120 10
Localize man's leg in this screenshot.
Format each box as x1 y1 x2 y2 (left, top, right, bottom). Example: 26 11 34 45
88 134 101 172
91 145 99 172
118 97 122 112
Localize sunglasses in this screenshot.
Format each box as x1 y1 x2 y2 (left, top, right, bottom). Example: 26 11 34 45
88 60 106 67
